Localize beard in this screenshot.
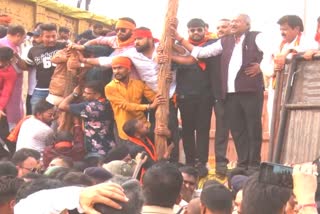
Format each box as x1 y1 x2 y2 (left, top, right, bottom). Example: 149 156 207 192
135 42 150 53
118 32 132 42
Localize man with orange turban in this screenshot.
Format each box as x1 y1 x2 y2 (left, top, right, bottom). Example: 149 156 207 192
105 56 166 143
79 27 180 162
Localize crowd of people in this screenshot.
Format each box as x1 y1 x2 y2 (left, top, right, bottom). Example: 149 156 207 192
0 11 320 214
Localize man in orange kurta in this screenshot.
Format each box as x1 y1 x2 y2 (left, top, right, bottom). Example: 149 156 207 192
105 56 165 143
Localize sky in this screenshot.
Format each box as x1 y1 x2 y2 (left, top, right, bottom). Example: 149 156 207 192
60 0 319 42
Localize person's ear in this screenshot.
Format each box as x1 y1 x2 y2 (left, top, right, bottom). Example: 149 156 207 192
200 202 206 214
9 199 16 210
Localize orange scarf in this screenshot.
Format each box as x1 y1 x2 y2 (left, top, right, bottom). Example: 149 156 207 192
128 136 157 161
188 37 208 71
7 115 32 143
117 36 135 48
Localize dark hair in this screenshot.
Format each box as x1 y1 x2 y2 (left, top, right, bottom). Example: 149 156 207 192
179 165 198 179
54 130 73 143
22 172 45 181
39 23 57 33
0 176 24 205
202 179 221 189
62 171 94 186
50 156 74 168
277 15 304 32
142 162 183 208
118 17 136 26
187 18 206 28
84 155 105 168
58 26 70 33
72 161 89 172
200 183 233 213
122 119 139 137
93 23 104 29
47 167 72 180
33 99 54 115
0 46 14 61
11 148 41 165
94 179 143 214
105 144 130 163
15 178 64 203
0 161 18 177
241 173 292 214
0 25 8 38
84 80 105 97
7 25 25 36
84 167 113 183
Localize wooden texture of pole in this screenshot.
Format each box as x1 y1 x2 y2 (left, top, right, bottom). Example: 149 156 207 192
155 0 179 159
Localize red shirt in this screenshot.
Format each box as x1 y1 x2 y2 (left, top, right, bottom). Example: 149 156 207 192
0 65 17 111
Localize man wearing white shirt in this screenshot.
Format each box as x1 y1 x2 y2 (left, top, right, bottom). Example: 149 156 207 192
173 14 273 174
16 100 56 154
80 27 180 162
268 15 319 131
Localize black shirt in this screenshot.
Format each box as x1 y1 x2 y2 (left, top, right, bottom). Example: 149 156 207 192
26 42 66 89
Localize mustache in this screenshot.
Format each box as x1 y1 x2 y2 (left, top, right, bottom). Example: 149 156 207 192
281 33 286 37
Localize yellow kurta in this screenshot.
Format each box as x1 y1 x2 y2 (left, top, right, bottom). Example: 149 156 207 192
105 79 156 140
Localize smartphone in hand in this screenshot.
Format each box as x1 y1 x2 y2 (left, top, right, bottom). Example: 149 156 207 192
259 162 293 189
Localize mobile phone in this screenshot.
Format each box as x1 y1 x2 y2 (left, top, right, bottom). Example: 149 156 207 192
259 162 293 189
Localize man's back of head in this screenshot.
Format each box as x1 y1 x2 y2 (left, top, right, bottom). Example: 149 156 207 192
94 179 143 214
200 183 233 214
11 148 41 166
142 161 183 208
0 161 18 177
241 173 291 214
0 176 24 214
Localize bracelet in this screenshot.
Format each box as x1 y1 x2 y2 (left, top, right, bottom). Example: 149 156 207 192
296 203 317 211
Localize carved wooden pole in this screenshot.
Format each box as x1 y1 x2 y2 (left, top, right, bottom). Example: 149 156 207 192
155 0 179 159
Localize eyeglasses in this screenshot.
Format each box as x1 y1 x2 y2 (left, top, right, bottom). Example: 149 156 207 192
116 28 128 33
189 27 204 33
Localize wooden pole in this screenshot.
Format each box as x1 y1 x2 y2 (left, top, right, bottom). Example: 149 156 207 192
155 0 179 159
